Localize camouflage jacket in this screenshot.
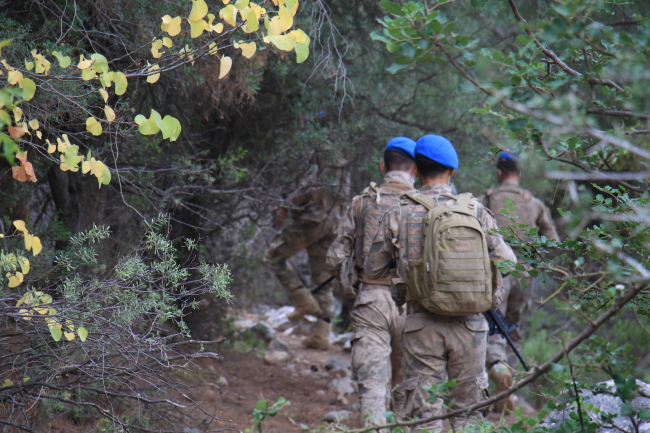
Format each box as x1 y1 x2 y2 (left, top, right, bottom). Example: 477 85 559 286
326 171 414 285
364 183 516 305
478 179 559 244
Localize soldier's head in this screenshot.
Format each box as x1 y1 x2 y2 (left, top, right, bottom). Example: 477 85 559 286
414 135 458 185
496 151 521 184
380 137 417 177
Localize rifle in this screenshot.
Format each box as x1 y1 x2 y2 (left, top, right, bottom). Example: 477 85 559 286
311 276 336 295
484 309 530 372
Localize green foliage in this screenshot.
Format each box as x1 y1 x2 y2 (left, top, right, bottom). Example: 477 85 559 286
246 397 291 433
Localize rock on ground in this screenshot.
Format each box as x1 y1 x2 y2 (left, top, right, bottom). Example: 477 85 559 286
325 356 351 371
264 351 290 366
542 380 650 433
324 410 352 423
328 376 355 397
268 337 290 352
216 375 229 388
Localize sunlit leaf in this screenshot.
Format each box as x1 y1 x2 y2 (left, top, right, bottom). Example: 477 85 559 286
278 4 293 33
49 323 62 342
219 56 232 79
268 34 295 51
21 78 36 101
17 257 29 274
220 5 237 26
77 55 93 69
99 88 109 103
104 105 116 123
238 42 256 58
154 114 182 142
135 110 161 135
28 119 39 130
57 134 72 153
189 0 209 21
86 117 102 136
13 107 23 123
162 37 173 48
64 145 83 169
6 271 24 288
31 236 42 256
82 159 92 174
64 331 75 341
8 70 23 85
161 15 182 36
77 326 88 342
81 68 97 81
46 139 56 153
244 9 259 33
91 53 109 73
114 72 128 95
146 64 161 83
52 51 71 68
151 39 164 58
25 60 34 71
190 19 208 38
13 220 27 233
286 0 298 16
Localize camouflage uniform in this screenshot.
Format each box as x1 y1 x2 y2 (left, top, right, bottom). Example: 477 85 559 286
265 163 350 320
478 179 559 367
326 171 414 427
365 184 516 433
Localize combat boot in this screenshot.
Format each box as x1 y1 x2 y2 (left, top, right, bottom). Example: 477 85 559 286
302 318 330 350
489 362 515 413
287 288 321 321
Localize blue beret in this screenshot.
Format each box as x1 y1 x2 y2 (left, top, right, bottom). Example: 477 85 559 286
498 151 520 161
385 137 416 159
415 135 459 169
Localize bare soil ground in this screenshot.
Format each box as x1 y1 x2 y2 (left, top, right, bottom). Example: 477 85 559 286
184 329 522 433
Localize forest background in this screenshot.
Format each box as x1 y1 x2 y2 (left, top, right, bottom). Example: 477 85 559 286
1 0 650 432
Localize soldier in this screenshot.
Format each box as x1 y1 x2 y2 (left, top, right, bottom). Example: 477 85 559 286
478 151 559 411
365 135 516 433
264 156 350 350
326 137 417 428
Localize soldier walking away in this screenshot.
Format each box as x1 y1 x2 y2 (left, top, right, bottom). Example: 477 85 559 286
326 137 417 428
478 151 559 412
265 156 350 350
365 135 516 433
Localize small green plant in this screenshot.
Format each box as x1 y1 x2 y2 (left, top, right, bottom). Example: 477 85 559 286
246 397 291 433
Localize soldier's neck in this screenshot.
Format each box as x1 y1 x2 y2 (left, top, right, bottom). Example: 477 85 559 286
419 175 450 186
500 177 520 186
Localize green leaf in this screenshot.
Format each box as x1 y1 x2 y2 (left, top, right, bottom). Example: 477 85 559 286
295 42 309 63
21 78 36 101
135 110 161 135
528 270 539 277
386 63 409 74
77 326 88 342
50 325 62 342
114 72 128 95
506 118 528 131
528 228 538 237
380 0 403 15
620 402 635 417
64 145 83 168
638 409 650 420
154 115 182 141
506 197 514 213
90 53 109 73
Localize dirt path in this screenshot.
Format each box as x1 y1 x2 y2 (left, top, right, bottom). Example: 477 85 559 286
184 328 522 433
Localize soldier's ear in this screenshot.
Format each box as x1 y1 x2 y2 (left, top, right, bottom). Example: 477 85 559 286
380 160 387 174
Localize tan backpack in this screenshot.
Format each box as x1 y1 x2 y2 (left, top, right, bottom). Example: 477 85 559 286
402 191 494 316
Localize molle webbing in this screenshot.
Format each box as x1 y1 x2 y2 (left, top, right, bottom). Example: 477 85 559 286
486 185 534 237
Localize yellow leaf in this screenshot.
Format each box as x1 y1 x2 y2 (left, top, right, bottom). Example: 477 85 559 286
57 134 71 153
162 37 173 48
29 119 39 130
238 42 257 58
18 309 31 321
25 60 34 71
161 15 182 36
290 29 310 44
2 378 14 387
189 0 209 21
114 72 128 95
86 117 102 136
52 51 71 68
249 3 264 19
189 19 207 38
269 16 284 36
146 64 161 83
268 34 295 51
234 0 249 10
77 326 88 342
219 56 232 79
82 159 92 174
287 0 299 16
99 88 108 103
104 105 116 123
13 107 22 123
244 9 259 33
24 233 32 251
31 236 42 256
35 307 48 315
13 220 28 233
36 130 42 139
17 257 29 274
81 68 97 81
223 0 230 3
77 55 93 70
278 4 293 33
64 332 75 341
212 22 224 33
8 70 23 85
6 271 24 288
47 139 56 153
219 5 237 26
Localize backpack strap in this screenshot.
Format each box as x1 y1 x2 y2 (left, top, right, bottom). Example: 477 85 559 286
405 191 438 210
354 187 371 268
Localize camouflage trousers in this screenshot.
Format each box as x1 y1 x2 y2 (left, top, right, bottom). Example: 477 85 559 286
264 217 337 318
350 285 405 428
401 305 490 433
486 274 538 367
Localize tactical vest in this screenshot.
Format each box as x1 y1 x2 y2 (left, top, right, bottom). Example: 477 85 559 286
485 184 535 241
